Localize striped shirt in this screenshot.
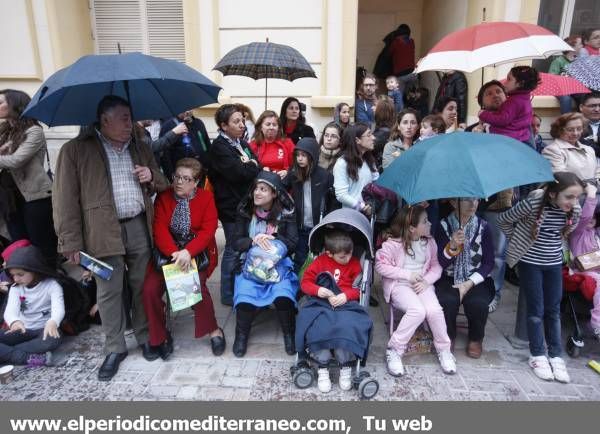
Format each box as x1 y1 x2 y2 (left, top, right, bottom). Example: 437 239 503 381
520 205 566 266
97 131 145 220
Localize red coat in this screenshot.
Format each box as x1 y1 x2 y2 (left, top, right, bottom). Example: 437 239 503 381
301 254 362 301
153 187 219 278
249 138 295 172
389 36 415 75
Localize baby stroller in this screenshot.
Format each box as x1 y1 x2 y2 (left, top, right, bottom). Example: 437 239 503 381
290 208 379 399
561 266 597 358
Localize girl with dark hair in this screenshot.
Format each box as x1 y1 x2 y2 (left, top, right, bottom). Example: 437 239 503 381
332 123 378 217
381 108 419 169
231 171 298 358
249 110 295 179
0 89 57 263
333 102 351 131
376 205 455 377
208 104 261 306
433 96 459 133
479 66 541 143
498 172 584 383
280 97 315 145
318 122 343 171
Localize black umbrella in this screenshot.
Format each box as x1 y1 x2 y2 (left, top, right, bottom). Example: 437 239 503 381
213 39 317 110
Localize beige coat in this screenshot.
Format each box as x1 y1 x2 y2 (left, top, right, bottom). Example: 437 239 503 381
52 132 168 258
542 138 599 181
0 125 52 202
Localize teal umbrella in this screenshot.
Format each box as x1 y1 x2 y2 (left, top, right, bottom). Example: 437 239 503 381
377 132 554 205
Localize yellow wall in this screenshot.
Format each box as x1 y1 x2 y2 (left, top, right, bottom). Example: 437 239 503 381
45 0 94 70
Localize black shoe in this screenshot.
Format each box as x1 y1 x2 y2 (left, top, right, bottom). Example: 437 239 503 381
210 327 226 356
233 309 254 358
232 331 248 357
98 351 128 381
283 333 295 355
140 342 160 361
369 295 379 307
158 333 174 360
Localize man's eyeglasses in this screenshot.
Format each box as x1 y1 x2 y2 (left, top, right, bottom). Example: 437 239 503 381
363 83 376 87
172 175 195 184
583 103 600 109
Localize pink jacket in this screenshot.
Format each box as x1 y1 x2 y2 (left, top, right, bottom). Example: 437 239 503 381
478 89 532 142
569 195 599 258
375 237 443 303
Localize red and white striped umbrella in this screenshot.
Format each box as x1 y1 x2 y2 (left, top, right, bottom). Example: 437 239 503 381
501 72 590 97
415 22 572 73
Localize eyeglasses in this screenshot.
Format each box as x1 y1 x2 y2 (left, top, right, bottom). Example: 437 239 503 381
361 132 374 138
582 103 600 109
323 133 340 140
172 175 195 184
563 127 584 133
363 83 376 87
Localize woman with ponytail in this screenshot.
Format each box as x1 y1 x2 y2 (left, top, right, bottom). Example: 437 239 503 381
498 172 584 383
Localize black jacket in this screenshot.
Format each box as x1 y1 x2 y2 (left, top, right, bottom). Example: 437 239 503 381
580 124 600 157
232 198 298 254
286 123 315 145
434 72 468 124
208 135 261 223
159 117 211 178
285 139 336 228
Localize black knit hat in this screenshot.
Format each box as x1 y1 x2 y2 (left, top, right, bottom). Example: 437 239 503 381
5 245 57 277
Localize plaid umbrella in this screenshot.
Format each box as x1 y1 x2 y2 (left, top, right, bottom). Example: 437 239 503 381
565 56 600 91
213 40 316 109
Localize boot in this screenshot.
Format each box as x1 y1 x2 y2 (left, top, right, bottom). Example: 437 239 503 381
232 309 253 358
277 309 296 355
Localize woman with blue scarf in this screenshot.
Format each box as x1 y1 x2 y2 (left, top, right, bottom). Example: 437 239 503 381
232 171 298 358
434 197 495 360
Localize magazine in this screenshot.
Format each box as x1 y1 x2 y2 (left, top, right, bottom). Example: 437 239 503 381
79 251 114 280
162 259 202 312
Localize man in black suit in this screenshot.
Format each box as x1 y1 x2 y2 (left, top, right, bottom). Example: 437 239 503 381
579 92 600 154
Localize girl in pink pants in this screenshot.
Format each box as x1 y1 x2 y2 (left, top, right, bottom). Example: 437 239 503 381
568 184 600 339
375 205 456 377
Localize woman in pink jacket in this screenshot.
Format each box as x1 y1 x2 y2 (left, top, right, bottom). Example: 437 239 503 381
375 205 455 377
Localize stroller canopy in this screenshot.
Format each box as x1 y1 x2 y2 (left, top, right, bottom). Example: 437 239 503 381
308 208 374 259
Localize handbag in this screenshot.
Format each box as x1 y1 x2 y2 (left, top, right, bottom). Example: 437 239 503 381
574 249 600 272
153 248 209 272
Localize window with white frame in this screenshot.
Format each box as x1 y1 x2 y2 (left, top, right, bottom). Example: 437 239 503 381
90 0 186 62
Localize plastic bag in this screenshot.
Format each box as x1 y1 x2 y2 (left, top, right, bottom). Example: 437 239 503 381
243 239 288 284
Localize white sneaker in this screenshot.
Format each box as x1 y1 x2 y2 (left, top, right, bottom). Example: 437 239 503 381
488 295 500 313
317 368 331 393
528 356 554 381
385 349 404 376
339 367 353 391
549 357 570 383
437 350 457 375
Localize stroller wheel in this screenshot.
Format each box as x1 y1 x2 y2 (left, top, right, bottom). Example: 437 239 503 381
358 377 379 400
566 336 583 358
293 367 314 389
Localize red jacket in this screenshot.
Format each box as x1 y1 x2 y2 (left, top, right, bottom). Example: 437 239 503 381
389 36 415 75
153 187 219 277
249 138 295 172
301 254 362 301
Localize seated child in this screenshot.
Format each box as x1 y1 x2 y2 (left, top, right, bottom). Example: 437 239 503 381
375 205 456 376
297 230 373 393
0 245 65 367
568 183 600 340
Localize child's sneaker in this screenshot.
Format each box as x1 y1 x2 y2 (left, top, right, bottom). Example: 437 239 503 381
385 349 404 376
437 350 457 375
339 367 353 391
488 295 500 313
528 355 554 381
317 368 331 393
548 357 570 383
25 351 54 368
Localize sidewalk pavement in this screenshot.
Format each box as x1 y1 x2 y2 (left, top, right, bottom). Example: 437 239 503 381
1 228 598 401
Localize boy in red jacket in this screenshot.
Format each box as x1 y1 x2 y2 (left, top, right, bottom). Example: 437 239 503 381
300 230 362 393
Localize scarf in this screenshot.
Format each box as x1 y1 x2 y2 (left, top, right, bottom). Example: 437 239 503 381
445 213 480 284
248 208 278 239
284 121 297 136
170 190 196 247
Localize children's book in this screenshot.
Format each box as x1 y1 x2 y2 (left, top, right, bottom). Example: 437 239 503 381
162 259 202 312
79 251 114 280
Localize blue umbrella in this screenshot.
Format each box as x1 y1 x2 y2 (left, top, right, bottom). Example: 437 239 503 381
377 132 554 205
23 52 221 126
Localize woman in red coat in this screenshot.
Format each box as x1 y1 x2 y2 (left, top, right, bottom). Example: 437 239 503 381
142 158 225 359
249 110 295 179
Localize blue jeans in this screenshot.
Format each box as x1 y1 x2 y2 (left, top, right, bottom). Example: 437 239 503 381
518 261 563 358
481 211 507 298
220 222 238 305
556 95 573 114
294 227 312 273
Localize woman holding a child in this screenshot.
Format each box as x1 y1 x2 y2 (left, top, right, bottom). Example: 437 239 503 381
231 170 298 358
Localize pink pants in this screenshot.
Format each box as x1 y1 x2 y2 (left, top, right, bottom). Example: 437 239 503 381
387 283 451 354
583 272 600 330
